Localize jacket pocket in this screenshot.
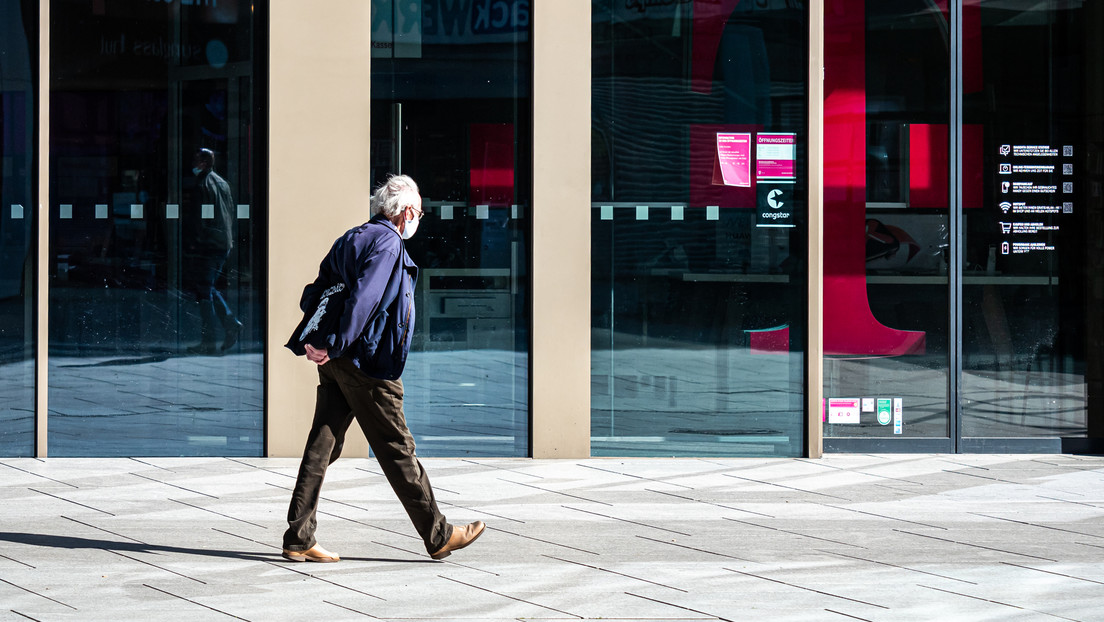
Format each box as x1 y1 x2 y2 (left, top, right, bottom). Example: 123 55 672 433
357 309 389 357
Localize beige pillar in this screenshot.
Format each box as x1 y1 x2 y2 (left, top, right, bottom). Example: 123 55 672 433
531 0 592 458
267 2 374 457
35 0 50 457
807 0 825 458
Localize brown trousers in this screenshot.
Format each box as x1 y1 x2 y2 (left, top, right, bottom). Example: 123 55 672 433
283 356 451 554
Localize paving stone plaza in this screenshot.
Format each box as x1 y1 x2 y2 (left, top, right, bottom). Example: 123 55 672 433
2 454 1103 621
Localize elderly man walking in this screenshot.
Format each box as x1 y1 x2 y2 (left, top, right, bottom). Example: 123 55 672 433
282 174 484 562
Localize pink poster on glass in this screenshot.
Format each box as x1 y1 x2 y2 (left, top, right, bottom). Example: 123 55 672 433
756 133 796 179
714 133 752 187
691 124 756 208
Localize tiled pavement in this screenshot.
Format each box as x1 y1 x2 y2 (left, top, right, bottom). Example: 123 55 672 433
1 454 1103 621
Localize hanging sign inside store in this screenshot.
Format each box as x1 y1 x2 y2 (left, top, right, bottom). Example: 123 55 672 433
373 0 531 58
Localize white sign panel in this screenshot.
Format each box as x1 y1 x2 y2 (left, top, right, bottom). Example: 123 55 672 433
828 398 861 424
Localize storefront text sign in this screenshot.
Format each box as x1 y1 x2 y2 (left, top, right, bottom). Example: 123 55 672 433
756 133 796 179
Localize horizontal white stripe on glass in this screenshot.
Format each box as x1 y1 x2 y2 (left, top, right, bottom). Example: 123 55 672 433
237 204 249 219
166 204 180 219
131 204 143 219
186 436 227 445
11 204 23 219
420 436 514 443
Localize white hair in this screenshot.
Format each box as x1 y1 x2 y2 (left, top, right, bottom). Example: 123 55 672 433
371 174 420 218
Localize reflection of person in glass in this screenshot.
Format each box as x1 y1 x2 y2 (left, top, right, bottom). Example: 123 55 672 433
281 175 485 563
184 148 242 355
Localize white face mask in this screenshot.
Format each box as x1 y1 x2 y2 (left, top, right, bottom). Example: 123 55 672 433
401 216 419 240
192 167 204 176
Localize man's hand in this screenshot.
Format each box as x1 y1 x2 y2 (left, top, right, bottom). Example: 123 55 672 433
304 344 330 365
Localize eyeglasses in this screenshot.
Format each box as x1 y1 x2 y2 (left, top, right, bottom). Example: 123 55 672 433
407 206 424 219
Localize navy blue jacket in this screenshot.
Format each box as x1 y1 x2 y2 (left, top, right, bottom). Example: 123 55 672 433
296 215 418 379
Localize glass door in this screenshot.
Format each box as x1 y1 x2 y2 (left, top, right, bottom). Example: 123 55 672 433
959 0 1102 452
823 0 953 451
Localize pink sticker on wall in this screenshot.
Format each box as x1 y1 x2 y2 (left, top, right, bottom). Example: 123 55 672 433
714 133 752 187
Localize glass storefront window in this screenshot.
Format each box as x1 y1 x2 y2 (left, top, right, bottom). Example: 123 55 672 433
0 0 36 456
47 0 264 456
369 0 531 457
591 1 808 457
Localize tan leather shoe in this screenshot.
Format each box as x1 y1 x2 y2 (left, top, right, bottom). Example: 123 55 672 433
282 544 340 563
431 521 486 560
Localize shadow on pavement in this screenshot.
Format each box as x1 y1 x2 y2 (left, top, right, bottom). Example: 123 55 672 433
0 531 277 563
0 532 440 564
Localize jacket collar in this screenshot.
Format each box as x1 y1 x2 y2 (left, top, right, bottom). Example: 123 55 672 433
371 213 401 233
